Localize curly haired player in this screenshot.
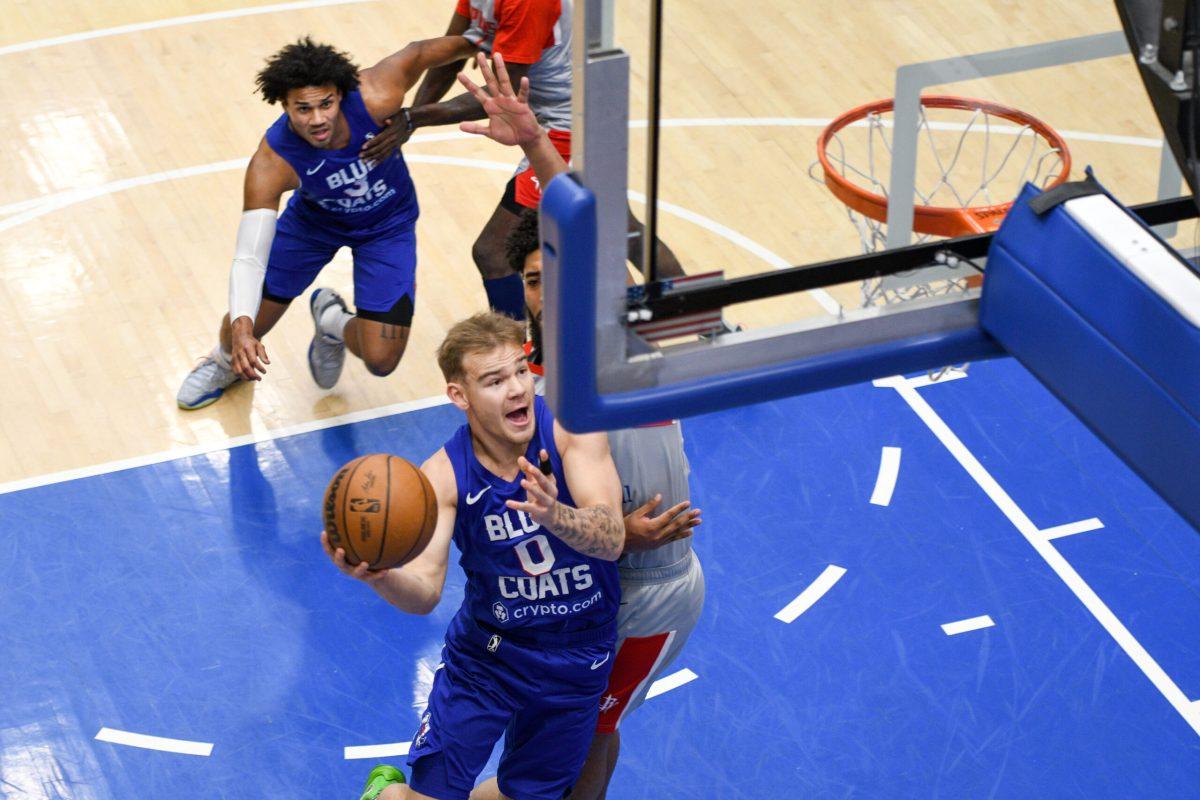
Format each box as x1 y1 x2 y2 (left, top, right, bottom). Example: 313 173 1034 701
177 34 477 409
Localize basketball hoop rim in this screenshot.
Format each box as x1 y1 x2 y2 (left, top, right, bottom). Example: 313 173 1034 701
816 94 1073 238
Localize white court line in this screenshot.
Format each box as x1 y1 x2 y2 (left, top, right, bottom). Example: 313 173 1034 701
0 150 840 308
874 374 1200 737
344 741 411 760
1040 518 1105 542
0 394 449 496
774 565 847 623
644 668 698 699
0 0 377 57
869 447 902 506
94 727 213 756
941 615 996 636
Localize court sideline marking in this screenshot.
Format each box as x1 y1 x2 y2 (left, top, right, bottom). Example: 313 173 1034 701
874 373 1200 737
0 0 379 57
94 726 213 757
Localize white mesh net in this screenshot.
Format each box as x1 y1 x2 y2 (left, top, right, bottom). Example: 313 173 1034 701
813 100 1068 306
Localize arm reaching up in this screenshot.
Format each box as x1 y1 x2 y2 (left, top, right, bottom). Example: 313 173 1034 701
457 53 569 188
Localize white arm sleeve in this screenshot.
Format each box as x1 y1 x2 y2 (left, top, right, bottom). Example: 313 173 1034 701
228 208 277 324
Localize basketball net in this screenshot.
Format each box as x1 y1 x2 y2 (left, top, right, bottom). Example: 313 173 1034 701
813 96 1071 307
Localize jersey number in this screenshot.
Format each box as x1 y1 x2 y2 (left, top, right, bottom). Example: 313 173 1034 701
514 534 556 576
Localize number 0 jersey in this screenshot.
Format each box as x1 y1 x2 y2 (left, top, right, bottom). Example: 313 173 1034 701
443 395 620 640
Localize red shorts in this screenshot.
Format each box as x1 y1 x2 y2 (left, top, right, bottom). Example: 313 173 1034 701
594 631 675 734
514 129 572 209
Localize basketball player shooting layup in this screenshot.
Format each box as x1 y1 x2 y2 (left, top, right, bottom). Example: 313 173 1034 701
350 53 705 800
359 0 684 322
465 54 705 800
177 34 480 410
323 310 626 800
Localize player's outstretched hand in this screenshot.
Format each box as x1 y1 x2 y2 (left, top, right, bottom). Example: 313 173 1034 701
623 494 701 553
230 316 269 381
506 449 560 526
457 52 542 147
321 530 389 586
360 115 411 164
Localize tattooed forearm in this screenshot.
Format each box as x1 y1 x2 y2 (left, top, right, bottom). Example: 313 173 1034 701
549 502 624 561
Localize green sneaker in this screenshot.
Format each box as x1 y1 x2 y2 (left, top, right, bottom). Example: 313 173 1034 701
359 764 406 800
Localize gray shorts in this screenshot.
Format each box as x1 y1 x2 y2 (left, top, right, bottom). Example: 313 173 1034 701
595 551 705 732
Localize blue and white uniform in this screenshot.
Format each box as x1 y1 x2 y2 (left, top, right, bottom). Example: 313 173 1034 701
262 88 419 317
408 396 620 800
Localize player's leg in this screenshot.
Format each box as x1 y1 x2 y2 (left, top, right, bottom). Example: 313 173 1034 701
405 645 516 800
472 182 526 320
177 215 332 409
309 224 416 386
563 731 617 799
493 640 615 800
625 206 685 279
570 559 707 800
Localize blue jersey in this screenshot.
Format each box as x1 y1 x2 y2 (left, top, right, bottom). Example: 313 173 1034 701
264 89 418 236
444 396 620 641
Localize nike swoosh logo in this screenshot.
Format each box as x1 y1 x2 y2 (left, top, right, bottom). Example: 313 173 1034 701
465 486 492 505
590 652 611 670
305 159 326 175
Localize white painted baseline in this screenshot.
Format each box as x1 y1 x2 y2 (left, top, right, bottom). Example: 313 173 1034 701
0 0 378 57
941 615 996 636
345 741 411 760
775 565 847 623
95 726 213 756
644 667 698 699
0 394 450 496
874 373 1200 737
870 446 902 506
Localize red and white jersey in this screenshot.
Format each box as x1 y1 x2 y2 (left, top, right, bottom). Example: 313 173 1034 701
456 0 573 130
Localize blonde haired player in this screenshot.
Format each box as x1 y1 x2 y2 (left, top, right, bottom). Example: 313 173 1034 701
355 53 705 800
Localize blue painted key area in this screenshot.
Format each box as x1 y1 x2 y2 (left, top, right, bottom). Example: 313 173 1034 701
1 358 1197 798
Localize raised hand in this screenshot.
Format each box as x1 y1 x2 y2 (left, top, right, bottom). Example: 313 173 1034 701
457 52 542 146
506 449 560 528
230 316 269 381
623 495 701 553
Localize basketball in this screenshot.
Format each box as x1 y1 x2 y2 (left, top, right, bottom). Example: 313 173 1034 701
323 454 438 570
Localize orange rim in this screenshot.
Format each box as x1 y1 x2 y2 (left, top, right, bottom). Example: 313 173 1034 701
816 95 1072 238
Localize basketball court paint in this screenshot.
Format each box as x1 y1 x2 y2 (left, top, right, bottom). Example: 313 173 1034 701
2 357 1196 798
4 0 1200 796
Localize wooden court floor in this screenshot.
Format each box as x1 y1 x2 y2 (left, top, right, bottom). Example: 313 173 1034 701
0 0 1174 484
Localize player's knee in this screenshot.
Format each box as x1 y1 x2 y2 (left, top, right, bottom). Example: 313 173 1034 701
472 235 511 280
363 349 403 377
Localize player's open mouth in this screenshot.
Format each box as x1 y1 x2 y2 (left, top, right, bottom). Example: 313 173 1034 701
311 128 331 142
505 405 530 426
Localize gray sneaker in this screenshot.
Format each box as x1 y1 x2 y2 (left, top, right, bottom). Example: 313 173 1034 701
309 288 348 389
177 346 238 409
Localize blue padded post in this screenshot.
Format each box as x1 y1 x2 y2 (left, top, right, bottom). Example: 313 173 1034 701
982 182 1200 532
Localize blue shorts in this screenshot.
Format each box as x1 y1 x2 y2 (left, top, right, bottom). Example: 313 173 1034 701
407 616 616 800
262 207 417 316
